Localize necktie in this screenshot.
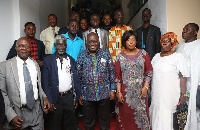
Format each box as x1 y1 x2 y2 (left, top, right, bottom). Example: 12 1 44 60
95 29 97 34
52 28 55 37
23 62 35 109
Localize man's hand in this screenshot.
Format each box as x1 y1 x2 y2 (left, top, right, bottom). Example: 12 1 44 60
43 97 50 114
117 92 124 104
79 96 83 105
141 87 148 99
11 116 23 129
37 60 43 67
110 91 115 100
49 104 56 113
74 101 78 109
180 95 186 104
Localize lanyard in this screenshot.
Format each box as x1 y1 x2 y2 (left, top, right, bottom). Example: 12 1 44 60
142 31 145 49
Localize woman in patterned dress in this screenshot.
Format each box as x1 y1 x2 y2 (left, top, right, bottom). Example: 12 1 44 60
115 30 153 130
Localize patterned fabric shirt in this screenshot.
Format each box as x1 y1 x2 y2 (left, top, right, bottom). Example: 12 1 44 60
108 24 132 64
26 36 39 61
77 48 116 101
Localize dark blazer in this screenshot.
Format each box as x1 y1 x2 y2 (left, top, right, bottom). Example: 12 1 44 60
58 27 83 39
42 53 80 104
6 39 45 61
0 90 5 125
135 24 161 60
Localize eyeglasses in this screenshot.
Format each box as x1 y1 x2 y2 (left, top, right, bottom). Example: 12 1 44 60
87 40 99 45
16 44 31 49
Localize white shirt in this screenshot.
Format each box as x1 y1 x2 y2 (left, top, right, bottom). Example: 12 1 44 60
16 56 38 105
40 26 60 54
56 57 72 92
176 39 200 130
90 28 103 48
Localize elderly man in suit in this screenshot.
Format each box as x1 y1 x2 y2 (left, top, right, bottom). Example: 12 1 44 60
82 13 109 50
42 35 80 130
0 37 50 130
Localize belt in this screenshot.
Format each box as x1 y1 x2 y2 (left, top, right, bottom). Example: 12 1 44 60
59 89 72 96
21 99 39 108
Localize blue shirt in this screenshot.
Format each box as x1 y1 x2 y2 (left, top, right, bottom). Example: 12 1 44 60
52 33 84 61
77 48 116 101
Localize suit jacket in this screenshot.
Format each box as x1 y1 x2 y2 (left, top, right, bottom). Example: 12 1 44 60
135 24 161 60
42 53 81 104
0 57 46 129
6 39 45 61
82 28 109 50
58 27 83 39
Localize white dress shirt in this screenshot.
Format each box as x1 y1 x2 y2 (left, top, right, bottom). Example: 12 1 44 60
90 28 103 48
40 26 60 54
56 57 72 92
16 56 38 105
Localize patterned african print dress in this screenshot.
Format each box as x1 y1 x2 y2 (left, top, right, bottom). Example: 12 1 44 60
115 49 153 130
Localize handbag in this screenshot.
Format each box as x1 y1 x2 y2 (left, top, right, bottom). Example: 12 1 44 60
173 103 188 130
197 88 200 109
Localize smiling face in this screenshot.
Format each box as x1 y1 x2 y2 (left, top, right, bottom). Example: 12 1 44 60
55 39 67 55
80 18 88 30
114 10 124 25
24 24 36 38
160 37 172 52
48 14 57 27
125 35 137 50
15 37 31 61
87 33 99 54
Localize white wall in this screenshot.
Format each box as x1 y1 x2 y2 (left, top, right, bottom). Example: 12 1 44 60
40 0 67 31
0 0 66 62
0 0 16 62
19 0 40 39
129 0 167 35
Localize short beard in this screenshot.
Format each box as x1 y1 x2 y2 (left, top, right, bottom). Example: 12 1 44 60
57 51 65 55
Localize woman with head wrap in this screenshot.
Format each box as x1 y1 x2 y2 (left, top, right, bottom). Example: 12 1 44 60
150 32 190 130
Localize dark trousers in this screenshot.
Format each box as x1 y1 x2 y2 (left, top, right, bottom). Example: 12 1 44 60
49 93 76 130
82 98 110 130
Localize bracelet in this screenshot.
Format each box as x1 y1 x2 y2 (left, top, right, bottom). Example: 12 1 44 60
181 94 188 97
144 86 149 90
111 90 116 92
116 91 121 94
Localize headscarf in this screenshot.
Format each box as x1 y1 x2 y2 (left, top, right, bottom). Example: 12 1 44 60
160 32 178 50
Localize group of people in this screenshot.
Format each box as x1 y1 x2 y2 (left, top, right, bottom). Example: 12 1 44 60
0 6 199 130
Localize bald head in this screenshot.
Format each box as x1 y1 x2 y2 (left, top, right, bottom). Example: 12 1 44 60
15 37 31 61
87 32 99 55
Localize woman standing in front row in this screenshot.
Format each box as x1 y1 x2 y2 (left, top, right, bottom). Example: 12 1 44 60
115 30 153 130
150 32 190 130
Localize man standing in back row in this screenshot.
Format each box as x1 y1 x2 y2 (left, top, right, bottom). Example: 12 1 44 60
135 8 161 60
108 9 133 64
176 23 200 130
40 14 60 55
